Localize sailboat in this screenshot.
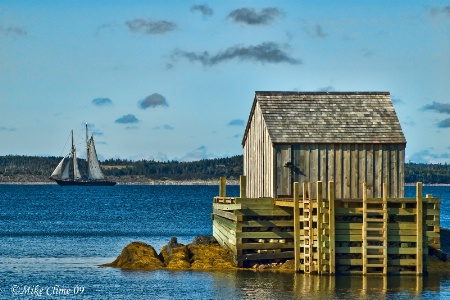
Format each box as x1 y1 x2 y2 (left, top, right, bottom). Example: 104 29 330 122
50 123 116 186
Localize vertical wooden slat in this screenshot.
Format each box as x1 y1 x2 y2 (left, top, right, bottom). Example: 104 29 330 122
335 145 342 199
272 143 277 198
317 181 323 274
391 144 398 198
375 144 383 198
259 104 263 198
362 182 367 275
416 182 423 275
358 144 366 199
328 181 335 274
343 144 351 199
399 145 405 197
383 145 390 198
351 144 359 199
298 145 307 196
366 144 374 198
310 144 318 199
292 145 301 195
382 183 388 274
293 182 300 272
327 144 335 198
304 147 310 198
320 144 327 197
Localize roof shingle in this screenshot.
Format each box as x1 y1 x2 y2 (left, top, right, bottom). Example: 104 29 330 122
242 91 406 145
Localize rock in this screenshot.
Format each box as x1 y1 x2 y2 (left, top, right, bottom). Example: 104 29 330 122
166 237 185 255
192 235 216 246
188 243 235 270
165 245 191 269
104 236 236 271
102 241 164 270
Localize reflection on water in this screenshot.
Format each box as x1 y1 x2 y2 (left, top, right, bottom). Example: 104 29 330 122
208 271 450 299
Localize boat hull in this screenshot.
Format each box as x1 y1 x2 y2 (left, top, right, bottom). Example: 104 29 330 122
54 179 116 186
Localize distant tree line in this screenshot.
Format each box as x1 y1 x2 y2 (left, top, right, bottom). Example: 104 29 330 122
0 155 449 184
0 155 243 182
101 156 243 181
404 162 450 184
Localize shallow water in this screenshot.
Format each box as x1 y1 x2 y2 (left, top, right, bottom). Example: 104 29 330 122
1 184 449 299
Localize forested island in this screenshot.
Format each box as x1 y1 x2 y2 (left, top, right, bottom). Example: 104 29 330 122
1 155 450 184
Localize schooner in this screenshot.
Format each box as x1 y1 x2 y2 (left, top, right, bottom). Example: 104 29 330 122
50 123 116 186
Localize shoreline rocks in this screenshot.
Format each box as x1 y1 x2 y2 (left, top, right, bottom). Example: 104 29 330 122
103 236 236 271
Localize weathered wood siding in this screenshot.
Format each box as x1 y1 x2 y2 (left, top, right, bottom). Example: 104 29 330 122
243 102 275 198
275 143 405 199
242 92 407 200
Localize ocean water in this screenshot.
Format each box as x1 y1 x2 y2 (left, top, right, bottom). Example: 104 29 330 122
1 184 450 299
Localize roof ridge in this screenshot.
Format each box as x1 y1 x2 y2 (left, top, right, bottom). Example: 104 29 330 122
255 91 390 95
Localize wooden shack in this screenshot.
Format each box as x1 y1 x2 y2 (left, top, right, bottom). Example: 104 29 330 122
242 92 406 199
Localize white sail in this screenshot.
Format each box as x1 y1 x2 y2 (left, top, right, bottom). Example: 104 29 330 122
72 149 82 180
50 124 115 185
50 157 66 179
87 136 105 180
61 160 70 179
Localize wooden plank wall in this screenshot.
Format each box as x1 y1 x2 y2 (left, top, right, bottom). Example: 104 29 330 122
273 143 405 199
243 102 274 198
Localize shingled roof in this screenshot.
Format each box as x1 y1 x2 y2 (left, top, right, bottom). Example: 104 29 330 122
242 91 406 145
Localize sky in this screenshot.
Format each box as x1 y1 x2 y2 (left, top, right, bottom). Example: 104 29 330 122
0 1 449 163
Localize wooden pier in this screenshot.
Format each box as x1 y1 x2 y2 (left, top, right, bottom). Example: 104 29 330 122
212 176 441 275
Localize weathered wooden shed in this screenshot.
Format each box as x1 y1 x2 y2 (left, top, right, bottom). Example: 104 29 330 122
242 91 406 199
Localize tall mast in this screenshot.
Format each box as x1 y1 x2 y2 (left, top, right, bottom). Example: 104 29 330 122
71 129 75 180
86 121 89 175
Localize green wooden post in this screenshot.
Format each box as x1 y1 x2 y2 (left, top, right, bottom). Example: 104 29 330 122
240 175 246 198
317 181 323 274
219 177 226 197
416 182 423 275
328 181 335 274
293 182 300 272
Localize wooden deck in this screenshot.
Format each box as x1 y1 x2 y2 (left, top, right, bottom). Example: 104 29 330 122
212 176 441 275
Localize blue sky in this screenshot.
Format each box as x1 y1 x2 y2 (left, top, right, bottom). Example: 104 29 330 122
0 1 449 163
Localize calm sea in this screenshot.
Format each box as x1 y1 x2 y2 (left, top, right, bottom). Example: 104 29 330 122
1 184 450 299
